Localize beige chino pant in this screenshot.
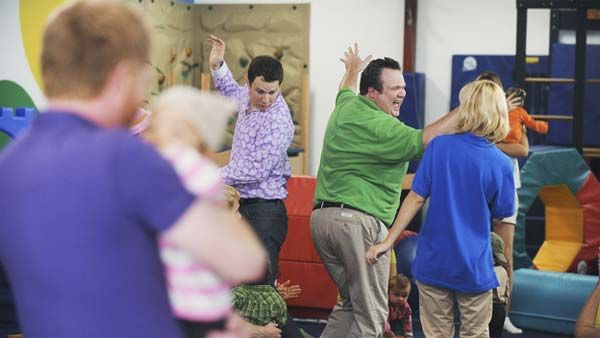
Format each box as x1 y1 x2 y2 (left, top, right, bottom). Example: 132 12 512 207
310 207 389 338
417 281 493 338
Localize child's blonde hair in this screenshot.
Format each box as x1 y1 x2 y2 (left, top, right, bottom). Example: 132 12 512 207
456 80 509 143
145 86 234 151
224 185 240 209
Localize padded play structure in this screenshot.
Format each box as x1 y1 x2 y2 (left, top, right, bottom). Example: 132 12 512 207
279 175 337 319
397 72 425 173
0 80 38 151
394 233 419 278
545 44 600 147
513 146 600 272
0 107 37 140
511 269 598 335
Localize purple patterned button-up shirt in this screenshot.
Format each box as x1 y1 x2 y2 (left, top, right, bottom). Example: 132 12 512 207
212 62 294 199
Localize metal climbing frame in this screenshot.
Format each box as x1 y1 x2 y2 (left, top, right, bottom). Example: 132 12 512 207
514 0 600 154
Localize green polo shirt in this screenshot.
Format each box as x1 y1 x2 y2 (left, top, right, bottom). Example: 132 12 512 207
314 89 424 226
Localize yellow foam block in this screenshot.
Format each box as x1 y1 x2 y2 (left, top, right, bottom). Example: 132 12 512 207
539 184 580 208
545 205 583 242
539 185 583 242
533 240 582 272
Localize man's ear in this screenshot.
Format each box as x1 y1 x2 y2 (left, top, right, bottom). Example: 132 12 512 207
103 61 131 98
366 87 378 100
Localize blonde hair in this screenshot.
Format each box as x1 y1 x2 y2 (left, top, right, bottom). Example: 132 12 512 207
41 0 150 99
145 86 235 151
224 185 240 209
456 80 509 143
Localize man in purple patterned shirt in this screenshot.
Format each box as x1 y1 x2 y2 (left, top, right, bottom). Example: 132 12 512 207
208 35 294 286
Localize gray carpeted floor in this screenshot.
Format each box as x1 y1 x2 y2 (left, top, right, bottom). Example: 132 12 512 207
296 320 572 338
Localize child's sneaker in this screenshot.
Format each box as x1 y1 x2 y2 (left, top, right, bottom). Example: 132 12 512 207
504 317 523 334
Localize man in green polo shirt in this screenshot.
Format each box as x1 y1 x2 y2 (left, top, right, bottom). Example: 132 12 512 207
310 44 456 337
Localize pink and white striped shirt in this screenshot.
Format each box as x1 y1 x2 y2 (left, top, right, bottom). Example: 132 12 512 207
159 143 231 322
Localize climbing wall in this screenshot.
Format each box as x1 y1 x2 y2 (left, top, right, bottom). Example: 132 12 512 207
122 0 310 148
122 0 196 99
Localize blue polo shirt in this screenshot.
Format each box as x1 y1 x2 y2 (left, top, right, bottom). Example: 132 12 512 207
0 112 194 337
411 133 514 293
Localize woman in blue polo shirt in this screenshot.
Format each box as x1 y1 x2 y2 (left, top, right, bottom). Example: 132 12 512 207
367 79 515 338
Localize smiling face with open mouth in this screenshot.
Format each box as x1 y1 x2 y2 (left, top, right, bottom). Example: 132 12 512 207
369 68 407 117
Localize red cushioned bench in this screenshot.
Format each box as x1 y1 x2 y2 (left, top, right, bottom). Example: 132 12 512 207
280 176 337 319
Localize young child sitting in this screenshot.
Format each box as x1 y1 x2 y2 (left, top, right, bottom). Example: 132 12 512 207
143 86 235 337
476 72 548 144
233 282 288 330
385 274 413 338
367 79 516 338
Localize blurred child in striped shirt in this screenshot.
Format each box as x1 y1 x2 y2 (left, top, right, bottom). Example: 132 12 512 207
142 86 237 337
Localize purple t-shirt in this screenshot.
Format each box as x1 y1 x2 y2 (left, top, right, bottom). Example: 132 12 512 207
0 113 194 337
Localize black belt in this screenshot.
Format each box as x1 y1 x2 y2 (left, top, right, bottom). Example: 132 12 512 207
313 201 367 215
313 201 384 234
240 198 281 205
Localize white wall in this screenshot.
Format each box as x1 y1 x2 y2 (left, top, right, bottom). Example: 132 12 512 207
309 0 405 174
416 0 550 123
0 1 46 108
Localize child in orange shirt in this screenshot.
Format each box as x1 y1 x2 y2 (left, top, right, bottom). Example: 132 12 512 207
476 73 548 144
504 104 548 144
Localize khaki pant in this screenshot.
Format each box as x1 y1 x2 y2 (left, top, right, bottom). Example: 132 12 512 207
417 281 492 338
311 207 389 338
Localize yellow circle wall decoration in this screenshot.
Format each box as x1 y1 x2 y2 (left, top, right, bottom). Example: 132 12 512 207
19 0 67 91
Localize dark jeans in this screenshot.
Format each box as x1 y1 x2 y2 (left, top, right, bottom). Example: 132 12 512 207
239 199 288 286
281 314 304 338
178 319 225 338
489 302 505 338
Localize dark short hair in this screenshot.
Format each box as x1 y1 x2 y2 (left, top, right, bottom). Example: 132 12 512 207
476 71 503 88
389 273 411 293
359 57 401 95
248 56 284 85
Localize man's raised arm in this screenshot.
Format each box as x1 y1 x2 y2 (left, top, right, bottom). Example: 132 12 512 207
208 35 245 108
338 43 372 92
421 107 459 147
